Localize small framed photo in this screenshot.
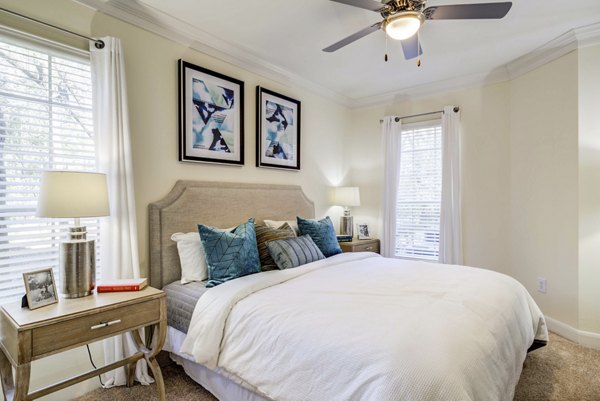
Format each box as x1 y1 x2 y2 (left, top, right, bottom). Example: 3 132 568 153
23 269 58 310
357 224 371 240
178 59 244 165
256 86 301 170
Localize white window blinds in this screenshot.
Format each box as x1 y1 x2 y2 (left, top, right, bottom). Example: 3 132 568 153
395 120 442 260
0 33 98 304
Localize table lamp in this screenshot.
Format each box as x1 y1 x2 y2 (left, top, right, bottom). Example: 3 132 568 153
333 187 360 237
36 171 109 298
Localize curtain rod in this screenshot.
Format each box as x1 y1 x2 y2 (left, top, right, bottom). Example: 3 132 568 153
0 7 105 49
379 106 460 123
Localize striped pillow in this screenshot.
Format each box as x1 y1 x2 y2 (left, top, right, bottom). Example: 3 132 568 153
255 224 296 271
266 235 325 270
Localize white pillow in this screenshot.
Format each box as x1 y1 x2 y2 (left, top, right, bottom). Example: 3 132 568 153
171 232 206 284
171 226 235 284
264 219 300 236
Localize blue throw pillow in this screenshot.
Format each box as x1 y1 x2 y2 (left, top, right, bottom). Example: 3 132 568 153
199 218 260 287
296 216 342 257
266 235 325 270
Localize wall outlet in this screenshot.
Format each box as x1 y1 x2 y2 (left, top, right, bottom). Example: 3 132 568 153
537 277 547 294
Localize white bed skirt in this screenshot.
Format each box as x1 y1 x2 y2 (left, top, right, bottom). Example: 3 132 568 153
165 327 269 401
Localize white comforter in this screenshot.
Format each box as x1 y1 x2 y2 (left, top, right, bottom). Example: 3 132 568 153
180 253 548 401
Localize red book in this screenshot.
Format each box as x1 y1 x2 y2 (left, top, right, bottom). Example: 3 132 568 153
97 278 148 293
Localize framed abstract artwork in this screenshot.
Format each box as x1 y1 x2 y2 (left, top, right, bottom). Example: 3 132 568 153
256 86 301 170
178 60 244 165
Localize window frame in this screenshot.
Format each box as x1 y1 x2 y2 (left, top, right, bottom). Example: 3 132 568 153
394 118 443 262
0 27 98 305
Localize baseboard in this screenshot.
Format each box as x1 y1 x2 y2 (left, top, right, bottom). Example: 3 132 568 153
545 315 600 349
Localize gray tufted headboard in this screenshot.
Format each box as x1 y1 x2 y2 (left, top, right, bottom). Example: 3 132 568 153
148 180 315 289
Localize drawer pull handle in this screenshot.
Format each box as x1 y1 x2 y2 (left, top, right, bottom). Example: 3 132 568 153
91 319 122 330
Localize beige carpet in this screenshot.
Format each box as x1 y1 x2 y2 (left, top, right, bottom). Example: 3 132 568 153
75 333 600 401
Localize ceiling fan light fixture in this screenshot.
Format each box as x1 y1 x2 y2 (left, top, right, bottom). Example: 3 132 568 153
384 11 425 40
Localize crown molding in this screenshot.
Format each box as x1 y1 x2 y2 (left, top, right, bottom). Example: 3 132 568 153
76 1 600 109
348 68 510 109
354 21 600 108
505 21 600 80
573 21 600 48
75 0 353 107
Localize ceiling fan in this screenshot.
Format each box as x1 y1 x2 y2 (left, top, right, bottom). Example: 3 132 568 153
323 0 512 60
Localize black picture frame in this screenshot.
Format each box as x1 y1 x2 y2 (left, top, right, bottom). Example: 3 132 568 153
256 86 301 170
178 59 244 165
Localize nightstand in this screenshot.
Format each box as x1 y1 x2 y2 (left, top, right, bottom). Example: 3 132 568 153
339 238 380 254
0 287 166 401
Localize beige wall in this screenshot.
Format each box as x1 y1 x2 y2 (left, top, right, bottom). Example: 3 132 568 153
1 1 599 400
1 0 351 277
578 45 600 334
0 0 350 399
97 11 350 277
348 83 512 275
509 52 580 328
348 50 594 333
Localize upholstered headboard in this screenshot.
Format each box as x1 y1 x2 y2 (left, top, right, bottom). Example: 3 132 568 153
148 180 315 289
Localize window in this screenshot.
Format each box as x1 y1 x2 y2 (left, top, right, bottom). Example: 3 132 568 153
0 31 97 304
395 120 442 260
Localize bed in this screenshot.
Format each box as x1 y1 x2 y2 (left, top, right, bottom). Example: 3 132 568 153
149 180 548 401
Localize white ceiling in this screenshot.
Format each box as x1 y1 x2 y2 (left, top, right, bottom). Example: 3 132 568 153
127 0 600 102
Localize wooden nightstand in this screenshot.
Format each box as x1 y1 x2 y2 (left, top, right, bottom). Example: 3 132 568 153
339 239 380 254
0 287 166 401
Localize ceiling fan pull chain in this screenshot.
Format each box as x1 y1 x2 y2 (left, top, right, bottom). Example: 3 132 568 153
385 32 389 62
417 31 422 67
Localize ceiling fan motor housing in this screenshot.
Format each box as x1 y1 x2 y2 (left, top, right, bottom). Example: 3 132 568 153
384 11 425 40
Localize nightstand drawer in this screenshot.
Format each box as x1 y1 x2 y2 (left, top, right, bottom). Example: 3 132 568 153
340 239 380 254
32 298 160 357
353 242 380 253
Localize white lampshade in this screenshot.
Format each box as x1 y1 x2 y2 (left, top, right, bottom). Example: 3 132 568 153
37 171 110 218
333 187 361 207
385 12 424 41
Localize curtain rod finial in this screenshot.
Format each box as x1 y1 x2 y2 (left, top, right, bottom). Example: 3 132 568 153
94 40 105 49
453 106 460 113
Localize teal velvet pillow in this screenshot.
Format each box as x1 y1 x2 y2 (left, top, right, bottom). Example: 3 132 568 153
198 218 260 287
266 235 325 270
296 216 342 257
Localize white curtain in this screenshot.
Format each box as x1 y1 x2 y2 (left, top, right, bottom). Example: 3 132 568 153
91 37 153 387
381 116 402 258
439 106 463 264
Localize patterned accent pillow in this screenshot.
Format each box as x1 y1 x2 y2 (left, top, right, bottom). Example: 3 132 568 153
277 221 300 237
255 224 296 271
264 219 300 236
266 235 325 270
199 218 260 287
297 216 342 257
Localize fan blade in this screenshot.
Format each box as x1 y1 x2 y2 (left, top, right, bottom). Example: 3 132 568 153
425 2 512 20
401 35 423 60
329 0 387 12
322 22 382 52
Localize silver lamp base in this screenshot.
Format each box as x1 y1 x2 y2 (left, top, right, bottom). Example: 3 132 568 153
339 215 354 237
59 226 96 298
